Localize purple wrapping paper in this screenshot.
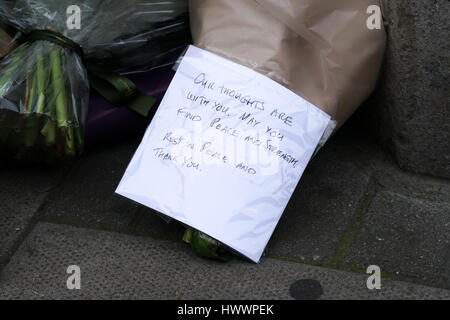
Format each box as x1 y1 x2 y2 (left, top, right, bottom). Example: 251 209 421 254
85 66 175 147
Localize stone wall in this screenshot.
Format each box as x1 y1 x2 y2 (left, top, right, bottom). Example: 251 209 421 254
361 0 449 178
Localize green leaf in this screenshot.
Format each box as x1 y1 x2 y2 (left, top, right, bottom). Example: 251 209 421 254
184 229 232 262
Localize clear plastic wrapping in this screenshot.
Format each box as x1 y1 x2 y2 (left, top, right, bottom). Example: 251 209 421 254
2 0 190 72
116 45 332 263
0 40 88 161
0 0 189 162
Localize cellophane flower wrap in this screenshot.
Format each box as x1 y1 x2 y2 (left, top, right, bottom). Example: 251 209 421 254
0 0 189 163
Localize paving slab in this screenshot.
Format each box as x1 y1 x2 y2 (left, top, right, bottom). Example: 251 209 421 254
343 125 450 204
333 128 450 288
3 126 448 297
40 138 185 240
42 129 373 262
268 128 450 290
128 206 187 241
1 222 449 300
40 140 141 229
266 131 372 264
343 190 450 289
0 161 67 268
374 164 450 204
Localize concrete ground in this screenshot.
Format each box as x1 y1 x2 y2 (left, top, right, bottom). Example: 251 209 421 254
0 125 449 299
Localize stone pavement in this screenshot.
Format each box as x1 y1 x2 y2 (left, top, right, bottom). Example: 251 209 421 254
0 125 449 299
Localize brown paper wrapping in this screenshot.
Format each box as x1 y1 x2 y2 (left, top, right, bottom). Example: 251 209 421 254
190 0 386 126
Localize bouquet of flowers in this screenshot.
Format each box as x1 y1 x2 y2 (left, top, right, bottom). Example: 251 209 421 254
180 0 386 261
0 0 189 163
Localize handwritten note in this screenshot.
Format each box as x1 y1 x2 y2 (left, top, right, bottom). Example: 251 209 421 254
116 46 331 262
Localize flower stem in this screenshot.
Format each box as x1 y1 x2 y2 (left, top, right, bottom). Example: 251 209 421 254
35 45 46 114
50 47 67 126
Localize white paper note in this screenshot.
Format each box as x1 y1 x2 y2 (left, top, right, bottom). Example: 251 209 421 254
116 45 331 262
